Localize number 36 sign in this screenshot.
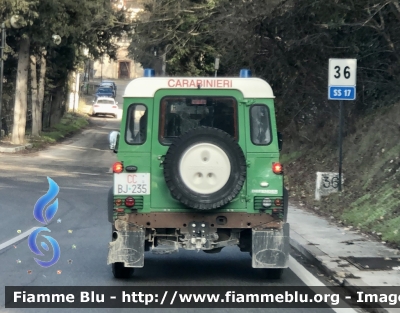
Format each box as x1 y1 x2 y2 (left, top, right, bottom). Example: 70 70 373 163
315 172 345 200
328 58 357 100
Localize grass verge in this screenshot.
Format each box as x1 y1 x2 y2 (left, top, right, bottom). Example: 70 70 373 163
282 102 400 247
28 112 89 150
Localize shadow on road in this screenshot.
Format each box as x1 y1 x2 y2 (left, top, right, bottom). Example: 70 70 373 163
111 248 295 285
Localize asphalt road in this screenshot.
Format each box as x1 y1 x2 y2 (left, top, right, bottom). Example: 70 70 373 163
0 80 353 313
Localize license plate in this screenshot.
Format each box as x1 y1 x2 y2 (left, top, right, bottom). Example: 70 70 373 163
114 173 150 195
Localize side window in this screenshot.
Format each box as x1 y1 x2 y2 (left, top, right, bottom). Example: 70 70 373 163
125 104 147 145
250 105 272 145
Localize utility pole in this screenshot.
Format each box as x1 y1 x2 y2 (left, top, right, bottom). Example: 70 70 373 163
338 100 344 191
328 58 357 192
100 56 103 82
0 23 5 138
161 53 166 77
160 45 171 77
87 60 91 95
214 57 220 77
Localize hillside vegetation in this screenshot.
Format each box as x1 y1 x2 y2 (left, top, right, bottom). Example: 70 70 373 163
130 0 400 244
130 0 400 128
283 102 400 246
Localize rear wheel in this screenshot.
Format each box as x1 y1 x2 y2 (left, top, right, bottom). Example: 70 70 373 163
264 268 284 279
111 225 134 279
112 262 134 279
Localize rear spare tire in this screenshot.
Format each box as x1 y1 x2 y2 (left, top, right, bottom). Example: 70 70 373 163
163 126 246 210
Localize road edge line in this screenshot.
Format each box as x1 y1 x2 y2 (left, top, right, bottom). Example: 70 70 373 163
290 232 390 313
289 256 359 313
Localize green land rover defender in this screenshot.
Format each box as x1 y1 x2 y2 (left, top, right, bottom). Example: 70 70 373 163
107 69 289 279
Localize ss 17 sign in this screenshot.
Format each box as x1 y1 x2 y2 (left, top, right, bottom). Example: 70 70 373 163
328 59 357 101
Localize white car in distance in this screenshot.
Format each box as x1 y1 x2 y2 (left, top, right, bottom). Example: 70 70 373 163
92 97 119 118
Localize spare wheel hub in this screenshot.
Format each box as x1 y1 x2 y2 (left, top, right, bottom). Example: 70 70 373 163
178 143 231 194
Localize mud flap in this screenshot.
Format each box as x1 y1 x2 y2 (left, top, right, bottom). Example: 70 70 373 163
107 229 145 268
251 223 290 268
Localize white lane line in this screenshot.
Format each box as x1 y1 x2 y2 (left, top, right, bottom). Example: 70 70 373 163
0 227 40 251
60 186 110 191
289 256 325 286
289 256 359 313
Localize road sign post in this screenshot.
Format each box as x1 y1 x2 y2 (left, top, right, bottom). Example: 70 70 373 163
328 58 357 192
338 99 343 191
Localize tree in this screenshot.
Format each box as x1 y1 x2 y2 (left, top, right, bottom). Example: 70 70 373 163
1 0 132 143
129 0 225 76
30 54 39 136
129 0 400 145
12 36 30 144
36 49 46 135
129 0 283 76
0 0 37 144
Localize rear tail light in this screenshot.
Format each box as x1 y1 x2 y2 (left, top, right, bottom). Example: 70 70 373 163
125 197 135 207
94 104 100 107
116 208 124 212
274 199 283 206
113 162 123 173
272 162 283 174
115 199 122 206
112 105 118 108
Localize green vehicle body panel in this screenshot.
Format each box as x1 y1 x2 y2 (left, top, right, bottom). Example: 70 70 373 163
114 89 283 215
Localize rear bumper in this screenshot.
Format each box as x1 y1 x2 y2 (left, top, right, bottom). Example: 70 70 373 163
93 109 118 115
108 214 289 269
120 212 281 229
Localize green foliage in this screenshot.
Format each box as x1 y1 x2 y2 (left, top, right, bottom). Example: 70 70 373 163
130 0 400 141
30 112 89 148
129 0 223 75
0 0 132 118
342 185 400 244
124 0 398 245
282 101 400 246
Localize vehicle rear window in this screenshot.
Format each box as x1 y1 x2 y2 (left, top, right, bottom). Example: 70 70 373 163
250 104 272 145
125 104 147 145
159 96 238 145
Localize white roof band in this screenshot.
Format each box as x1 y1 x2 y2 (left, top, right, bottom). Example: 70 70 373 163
123 77 275 98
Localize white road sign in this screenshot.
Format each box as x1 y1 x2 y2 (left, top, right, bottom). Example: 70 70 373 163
329 59 357 86
328 58 357 100
315 172 344 200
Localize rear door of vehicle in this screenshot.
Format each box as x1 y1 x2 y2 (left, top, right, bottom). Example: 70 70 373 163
150 88 248 211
